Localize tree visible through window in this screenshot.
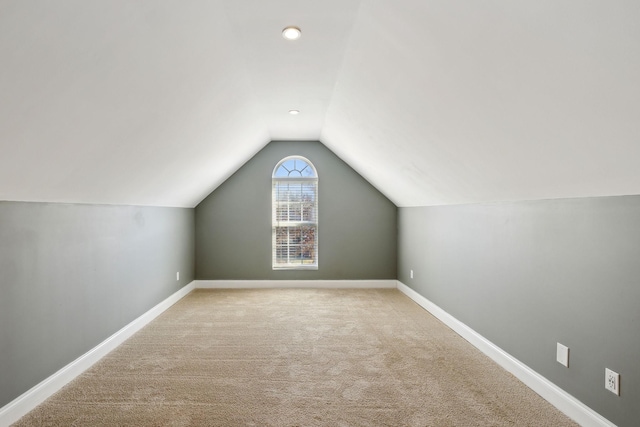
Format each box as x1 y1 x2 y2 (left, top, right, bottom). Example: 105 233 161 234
272 156 318 269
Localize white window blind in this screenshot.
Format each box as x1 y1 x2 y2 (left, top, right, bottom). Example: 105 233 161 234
272 157 318 269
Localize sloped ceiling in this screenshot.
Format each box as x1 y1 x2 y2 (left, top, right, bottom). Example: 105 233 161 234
1 0 639 208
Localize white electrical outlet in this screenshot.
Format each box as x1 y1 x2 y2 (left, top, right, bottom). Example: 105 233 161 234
177 271 180 281
410 270 414 279
556 343 569 367
605 368 620 395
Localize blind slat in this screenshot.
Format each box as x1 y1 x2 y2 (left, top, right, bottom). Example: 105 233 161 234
272 178 318 268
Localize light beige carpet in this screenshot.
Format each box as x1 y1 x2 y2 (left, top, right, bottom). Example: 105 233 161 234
14 289 577 426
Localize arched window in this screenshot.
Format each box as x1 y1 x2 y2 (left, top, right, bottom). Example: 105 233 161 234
272 156 318 269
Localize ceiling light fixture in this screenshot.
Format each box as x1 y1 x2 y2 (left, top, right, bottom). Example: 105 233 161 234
289 109 300 115
282 26 301 41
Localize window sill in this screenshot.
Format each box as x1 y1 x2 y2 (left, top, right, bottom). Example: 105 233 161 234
272 265 318 271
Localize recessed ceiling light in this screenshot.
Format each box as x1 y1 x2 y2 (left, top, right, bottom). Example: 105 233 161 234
282 26 301 41
289 109 300 115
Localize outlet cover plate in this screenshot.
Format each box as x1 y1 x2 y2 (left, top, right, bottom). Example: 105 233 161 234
605 368 620 395
556 343 569 367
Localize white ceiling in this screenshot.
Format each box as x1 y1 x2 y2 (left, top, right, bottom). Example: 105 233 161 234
1 0 639 207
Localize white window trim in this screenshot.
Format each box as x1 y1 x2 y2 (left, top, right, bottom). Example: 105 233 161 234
272 156 318 270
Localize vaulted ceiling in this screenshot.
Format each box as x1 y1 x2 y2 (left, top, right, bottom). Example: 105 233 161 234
1 1 639 208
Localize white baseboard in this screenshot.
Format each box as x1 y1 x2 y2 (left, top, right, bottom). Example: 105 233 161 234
195 279 397 289
396 281 616 427
0 281 196 427
2 280 614 427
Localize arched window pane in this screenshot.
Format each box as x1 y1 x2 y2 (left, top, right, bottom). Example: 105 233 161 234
273 158 317 178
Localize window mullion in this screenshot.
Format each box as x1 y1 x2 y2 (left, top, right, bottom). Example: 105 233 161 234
272 157 318 270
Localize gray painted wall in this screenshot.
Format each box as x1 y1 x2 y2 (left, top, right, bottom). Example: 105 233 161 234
196 140 397 280
0 201 195 408
398 196 640 427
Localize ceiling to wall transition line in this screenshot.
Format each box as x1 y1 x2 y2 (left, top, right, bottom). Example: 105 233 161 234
1 0 639 207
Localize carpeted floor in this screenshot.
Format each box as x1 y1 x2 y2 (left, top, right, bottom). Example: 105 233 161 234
14 288 578 426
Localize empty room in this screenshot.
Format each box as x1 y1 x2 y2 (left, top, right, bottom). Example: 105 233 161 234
0 1 638 426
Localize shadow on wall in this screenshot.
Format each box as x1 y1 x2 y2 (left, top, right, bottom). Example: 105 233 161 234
195 140 397 281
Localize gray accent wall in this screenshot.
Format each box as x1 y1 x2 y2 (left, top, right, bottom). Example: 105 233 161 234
196 141 397 280
0 201 195 408
398 196 640 427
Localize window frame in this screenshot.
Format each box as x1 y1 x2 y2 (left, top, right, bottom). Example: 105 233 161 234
272 156 318 270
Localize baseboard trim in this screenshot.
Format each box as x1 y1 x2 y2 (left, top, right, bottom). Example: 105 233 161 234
195 279 397 289
0 281 196 427
396 281 616 427
2 280 614 427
